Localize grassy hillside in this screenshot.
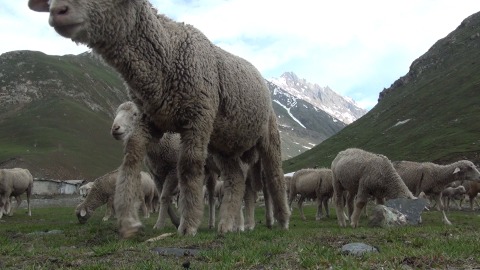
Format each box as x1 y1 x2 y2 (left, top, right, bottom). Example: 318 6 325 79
283 12 480 173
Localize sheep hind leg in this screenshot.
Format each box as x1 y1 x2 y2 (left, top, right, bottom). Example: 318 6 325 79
350 199 367 228
217 157 246 234
155 172 179 230
334 190 347 227
262 183 274 228
243 178 257 230
258 115 291 229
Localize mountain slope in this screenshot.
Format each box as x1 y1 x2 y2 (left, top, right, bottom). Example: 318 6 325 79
0 50 357 178
283 11 480 173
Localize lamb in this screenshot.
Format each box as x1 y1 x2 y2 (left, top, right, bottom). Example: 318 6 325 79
393 159 480 225
459 180 480 210
288 168 334 221
441 185 466 211
79 182 94 198
331 148 415 228
111 101 219 231
29 0 290 237
0 168 33 219
75 170 155 223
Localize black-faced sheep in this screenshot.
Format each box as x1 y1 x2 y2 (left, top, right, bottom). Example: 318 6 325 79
331 148 415 228
288 168 334 221
0 168 33 219
29 0 290 237
75 170 155 223
393 160 480 225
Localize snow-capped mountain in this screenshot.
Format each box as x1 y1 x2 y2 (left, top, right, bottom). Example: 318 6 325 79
270 72 367 124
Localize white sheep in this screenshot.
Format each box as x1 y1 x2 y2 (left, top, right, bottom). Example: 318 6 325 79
75 170 155 223
79 182 94 198
288 168 334 221
441 185 466 211
0 168 33 219
29 0 290 237
393 159 480 225
111 101 220 231
331 148 415 228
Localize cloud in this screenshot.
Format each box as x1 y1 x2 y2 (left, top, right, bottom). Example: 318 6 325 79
3 0 480 110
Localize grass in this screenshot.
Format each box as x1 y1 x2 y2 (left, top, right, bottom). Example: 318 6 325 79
1 202 480 269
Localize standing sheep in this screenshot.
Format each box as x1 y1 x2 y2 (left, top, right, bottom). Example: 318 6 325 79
331 148 415 228
75 170 154 223
393 160 480 225
441 185 466 211
29 0 290 237
458 180 480 211
288 168 334 221
111 101 220 231
0 168 33 219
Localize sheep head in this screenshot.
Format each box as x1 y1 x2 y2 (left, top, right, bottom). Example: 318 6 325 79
452 160 480 182
111 101 141 141
75 205 92 224
28 0 136 45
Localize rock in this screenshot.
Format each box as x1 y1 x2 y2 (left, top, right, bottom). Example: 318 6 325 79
368 205 408 228
385 198 428 225
341 242 378 256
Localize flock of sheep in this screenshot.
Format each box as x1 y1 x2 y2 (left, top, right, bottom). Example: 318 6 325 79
1 0 477 237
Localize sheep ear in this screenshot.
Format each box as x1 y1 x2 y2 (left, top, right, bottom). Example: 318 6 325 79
28 0 50 12
80 209 87 217
453 167 461 174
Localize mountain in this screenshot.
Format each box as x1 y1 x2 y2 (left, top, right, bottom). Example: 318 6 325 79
0 50 129 180
270 72 367 124
283 11 480 173
266 72 366 159
0 51 359 178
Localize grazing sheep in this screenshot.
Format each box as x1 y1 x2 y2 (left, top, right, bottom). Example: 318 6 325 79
75 170 154 223
29 0 290 236
0 168 33 219
111 101 220 232
459 180 480 210
393 160 480 225
79 182 94 198
288 168 334 221
442 185 466 211
331 148 415 228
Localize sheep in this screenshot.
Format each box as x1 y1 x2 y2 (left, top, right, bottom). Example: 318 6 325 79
0 168 33 219
393 159 480 225
79 182 94 198
288 168 334 221
441 185 466 211
331 148 415 228
29 0 290 237
459 180 480 210
75 170 155 223
111 101 220 232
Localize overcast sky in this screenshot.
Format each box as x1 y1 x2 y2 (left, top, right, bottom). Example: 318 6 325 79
2 1 480 110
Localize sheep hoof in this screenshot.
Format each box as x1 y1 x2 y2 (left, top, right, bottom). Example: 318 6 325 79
119 222 143 239
177 224 197 236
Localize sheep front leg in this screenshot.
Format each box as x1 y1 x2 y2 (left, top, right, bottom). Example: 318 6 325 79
298 196 306 220
243 179 257 230
434 193 452 225
350 198 367 229
177 132 208 236
115 128 148 238
217 157 246 234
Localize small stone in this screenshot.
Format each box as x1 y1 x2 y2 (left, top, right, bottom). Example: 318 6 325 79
341 242 378 256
